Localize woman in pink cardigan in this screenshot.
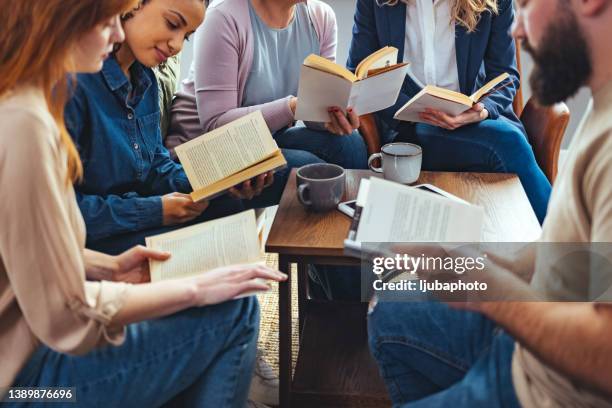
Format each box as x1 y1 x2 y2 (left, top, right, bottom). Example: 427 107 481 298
166 0 368 171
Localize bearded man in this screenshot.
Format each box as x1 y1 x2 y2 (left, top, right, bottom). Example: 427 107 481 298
367 0 612 406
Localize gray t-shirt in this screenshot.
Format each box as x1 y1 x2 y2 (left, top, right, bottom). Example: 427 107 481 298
242 1 319 107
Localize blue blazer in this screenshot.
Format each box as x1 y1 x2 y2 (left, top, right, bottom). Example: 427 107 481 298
346 0 523 132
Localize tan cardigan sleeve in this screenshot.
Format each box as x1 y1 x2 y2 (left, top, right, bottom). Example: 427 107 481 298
0 108 129 355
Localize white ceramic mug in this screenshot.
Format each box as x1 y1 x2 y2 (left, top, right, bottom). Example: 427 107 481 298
368 142 422 184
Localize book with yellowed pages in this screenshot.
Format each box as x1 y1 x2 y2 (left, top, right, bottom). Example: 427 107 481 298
393 73 511 123
146 210 263 282
175 111 287 202
295 47 410 122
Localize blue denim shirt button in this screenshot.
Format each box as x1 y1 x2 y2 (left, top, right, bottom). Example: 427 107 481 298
133 143 139 150
127 112 134 120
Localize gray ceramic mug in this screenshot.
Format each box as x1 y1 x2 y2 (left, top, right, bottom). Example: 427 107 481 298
296 163 346 212
368 142 422 184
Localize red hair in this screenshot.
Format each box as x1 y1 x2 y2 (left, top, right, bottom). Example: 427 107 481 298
0 0 138 182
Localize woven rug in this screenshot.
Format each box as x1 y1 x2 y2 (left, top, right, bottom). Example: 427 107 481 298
257 253 299 375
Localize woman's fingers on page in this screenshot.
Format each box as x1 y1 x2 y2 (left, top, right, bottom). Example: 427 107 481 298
346 107 360 129
234 279 272 297
241 265 286 282
133 246 172 262
252 266 287 281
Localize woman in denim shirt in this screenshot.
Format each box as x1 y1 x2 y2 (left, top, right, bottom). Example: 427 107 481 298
66 0 320 255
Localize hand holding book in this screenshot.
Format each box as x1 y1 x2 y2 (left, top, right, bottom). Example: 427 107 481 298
394 73 511 125
290 96 361 135
419 102 488 130
295 47 409 122
162 192 210 226
175 111 287 202
186 263 287 306
227 171 275 200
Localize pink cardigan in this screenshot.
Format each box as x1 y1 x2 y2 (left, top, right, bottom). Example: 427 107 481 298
166 0 337 152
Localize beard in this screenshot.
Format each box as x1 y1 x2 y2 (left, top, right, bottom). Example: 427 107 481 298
522 5 592 106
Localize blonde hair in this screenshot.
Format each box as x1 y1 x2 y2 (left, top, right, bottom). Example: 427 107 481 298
0 0 137 183
378 0 499 33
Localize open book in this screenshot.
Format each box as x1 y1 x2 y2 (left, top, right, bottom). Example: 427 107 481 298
146 210 262 282
344 178 484 257
295 47 409 122
394 73 510 123
175 111 287 202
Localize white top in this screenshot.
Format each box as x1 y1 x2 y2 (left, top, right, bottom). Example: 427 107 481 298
403 0 461 92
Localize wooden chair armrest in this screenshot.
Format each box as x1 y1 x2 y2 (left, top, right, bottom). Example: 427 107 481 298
520 98 570 184
358 113 382 156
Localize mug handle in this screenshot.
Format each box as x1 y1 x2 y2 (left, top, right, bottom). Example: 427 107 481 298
368 153 383 173
297 184 312 206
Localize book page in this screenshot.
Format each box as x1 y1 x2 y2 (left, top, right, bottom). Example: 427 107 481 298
303 54 357 82
295 65 353 122
470 72 510 102
356 178 483 242
356 46 399 79
348 64 409 116
394 92 471 123
175 111 278 190
146 210 261 282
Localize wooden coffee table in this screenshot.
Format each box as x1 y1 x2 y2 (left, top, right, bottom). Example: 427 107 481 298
265 169 541 408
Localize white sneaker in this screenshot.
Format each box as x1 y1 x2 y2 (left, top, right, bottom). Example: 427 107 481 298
248 349 279 406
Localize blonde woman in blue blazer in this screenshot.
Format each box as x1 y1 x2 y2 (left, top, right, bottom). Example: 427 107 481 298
348 0 550 224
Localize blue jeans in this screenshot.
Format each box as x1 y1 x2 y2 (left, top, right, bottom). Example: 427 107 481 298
11 298 259 408
273 124 369 169
395 119 551 224
87 148 322 255
368 301 520 408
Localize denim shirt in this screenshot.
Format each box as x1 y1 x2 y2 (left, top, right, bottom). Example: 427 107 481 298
65 56 191 242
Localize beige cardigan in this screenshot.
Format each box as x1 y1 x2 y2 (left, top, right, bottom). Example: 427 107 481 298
0 86 128 388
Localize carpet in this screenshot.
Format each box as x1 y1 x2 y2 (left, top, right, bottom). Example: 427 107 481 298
257 253 299 375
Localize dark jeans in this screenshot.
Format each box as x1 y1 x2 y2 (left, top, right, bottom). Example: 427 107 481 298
368 301 520 407
273 124 369 170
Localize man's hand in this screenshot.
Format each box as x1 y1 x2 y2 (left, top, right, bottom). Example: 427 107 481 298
228 171 275 200
419 103 488 130
162 192 209 226
388 243 538 310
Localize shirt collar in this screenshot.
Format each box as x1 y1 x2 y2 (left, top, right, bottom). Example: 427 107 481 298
101 55 153 106
101 56 129 92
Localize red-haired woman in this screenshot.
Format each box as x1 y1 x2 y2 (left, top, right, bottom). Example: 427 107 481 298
0 1 285 405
